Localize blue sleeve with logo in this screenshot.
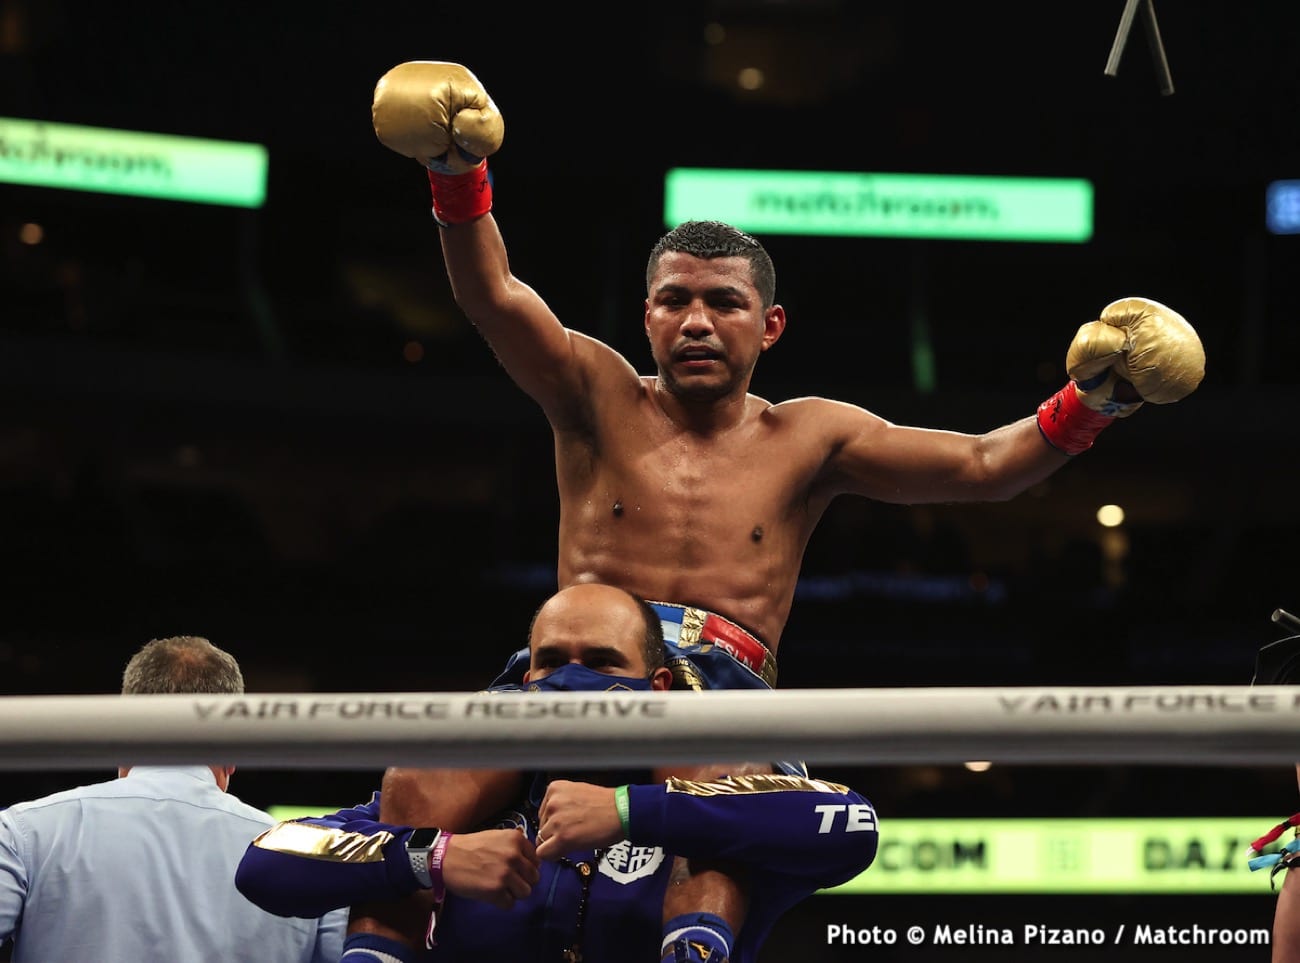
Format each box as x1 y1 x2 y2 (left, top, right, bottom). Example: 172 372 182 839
626 774 877 889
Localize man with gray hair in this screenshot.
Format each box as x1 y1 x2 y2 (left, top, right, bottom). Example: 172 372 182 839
0 635 346 962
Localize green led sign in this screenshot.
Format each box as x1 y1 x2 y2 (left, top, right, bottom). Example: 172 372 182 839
0 116 268 208
267 805 348 821
665 168 1093 243
826 817 1277 895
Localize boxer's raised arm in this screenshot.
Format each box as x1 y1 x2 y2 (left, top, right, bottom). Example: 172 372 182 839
815 296 1204 504
372 61 604 419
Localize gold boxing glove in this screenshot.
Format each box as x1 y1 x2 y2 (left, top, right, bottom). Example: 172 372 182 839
1066 297 1206 416
1037 297 1205 455
372 61 504 225
372 61 503 172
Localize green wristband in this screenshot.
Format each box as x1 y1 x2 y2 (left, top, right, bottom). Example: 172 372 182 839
615 785 631 837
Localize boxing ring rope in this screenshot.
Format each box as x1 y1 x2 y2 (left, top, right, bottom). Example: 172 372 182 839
1 686 1298 770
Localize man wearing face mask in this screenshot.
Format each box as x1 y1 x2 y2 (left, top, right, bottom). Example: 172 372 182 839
236 583 878 963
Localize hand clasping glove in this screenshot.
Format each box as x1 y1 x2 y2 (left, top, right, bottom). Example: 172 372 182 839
372 61 504 225
1037 296 1205 454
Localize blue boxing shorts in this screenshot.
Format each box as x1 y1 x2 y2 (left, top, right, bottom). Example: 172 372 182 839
489 600 806 777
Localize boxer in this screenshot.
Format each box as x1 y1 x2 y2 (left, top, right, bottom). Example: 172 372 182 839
363 59 1206 961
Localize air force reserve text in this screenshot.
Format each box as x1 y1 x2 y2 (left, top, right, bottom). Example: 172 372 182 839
193 697 668 721
998 691 1289 713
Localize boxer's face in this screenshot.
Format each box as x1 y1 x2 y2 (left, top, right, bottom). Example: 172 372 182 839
644 253 785 403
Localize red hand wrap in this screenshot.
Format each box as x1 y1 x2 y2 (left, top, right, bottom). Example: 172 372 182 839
1036 382 1114 455
427 161 492 226
1251 814 1300 855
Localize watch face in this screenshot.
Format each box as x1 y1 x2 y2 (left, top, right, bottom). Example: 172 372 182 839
408 828 441 849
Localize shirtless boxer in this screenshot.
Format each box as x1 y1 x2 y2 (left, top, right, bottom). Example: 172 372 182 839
356 60 1207 960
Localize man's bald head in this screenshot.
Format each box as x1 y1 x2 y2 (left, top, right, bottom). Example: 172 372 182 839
525 583 668 685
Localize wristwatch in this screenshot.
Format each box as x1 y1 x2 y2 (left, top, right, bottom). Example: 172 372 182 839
405 827 442 889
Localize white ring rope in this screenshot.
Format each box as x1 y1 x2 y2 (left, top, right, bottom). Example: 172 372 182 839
0 686 1297 770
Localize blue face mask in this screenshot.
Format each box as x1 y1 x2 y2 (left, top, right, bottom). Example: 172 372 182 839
526 663 654 693
523 662 657 806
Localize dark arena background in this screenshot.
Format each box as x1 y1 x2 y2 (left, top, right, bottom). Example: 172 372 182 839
2 2 1299 960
